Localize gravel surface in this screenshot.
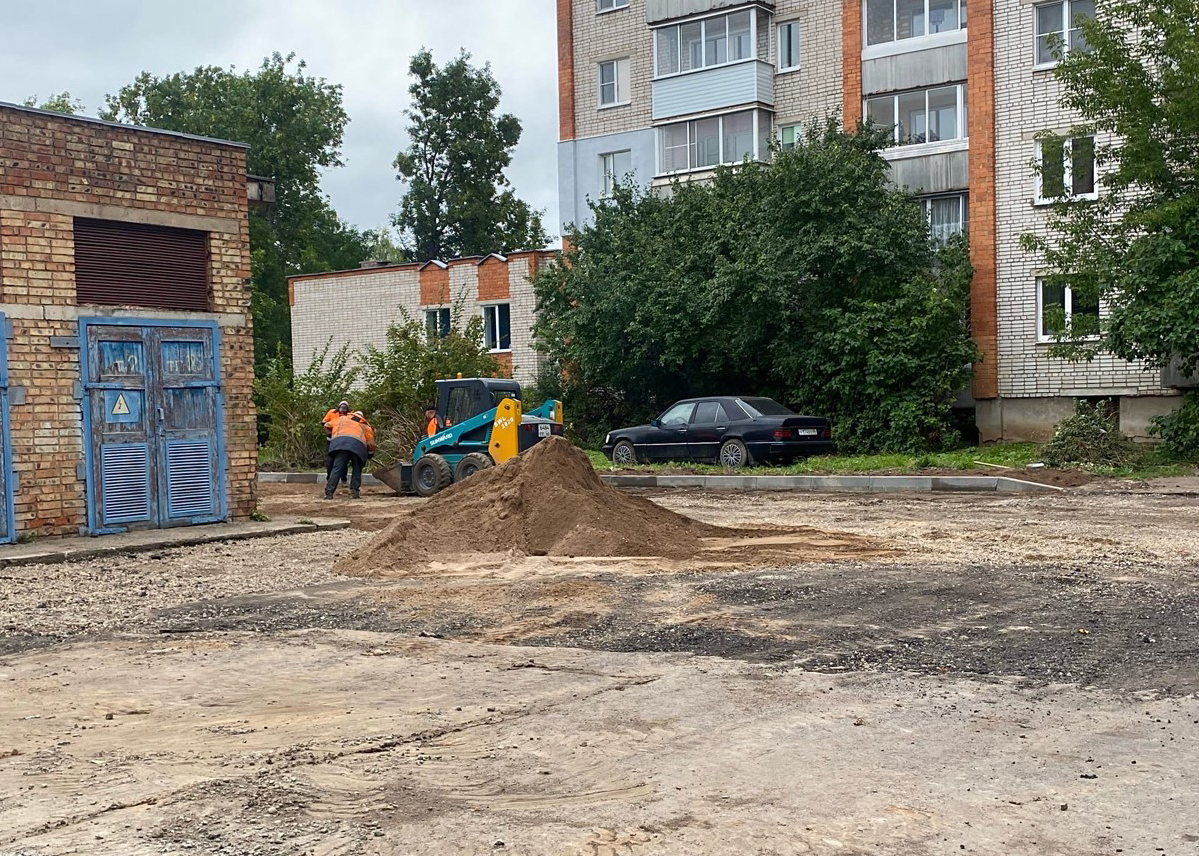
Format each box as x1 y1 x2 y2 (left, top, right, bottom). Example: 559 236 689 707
0 530 369 653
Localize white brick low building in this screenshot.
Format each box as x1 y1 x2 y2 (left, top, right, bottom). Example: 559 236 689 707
289 252 555 385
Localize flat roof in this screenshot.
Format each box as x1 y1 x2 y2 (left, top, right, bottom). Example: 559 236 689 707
0 101 249 149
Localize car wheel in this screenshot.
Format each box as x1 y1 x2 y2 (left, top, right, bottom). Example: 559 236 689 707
718 438 752 469
612 440 638 466
453 452 493 482
413 453 453 497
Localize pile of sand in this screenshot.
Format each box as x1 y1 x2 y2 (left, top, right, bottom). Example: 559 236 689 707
340 436 730 575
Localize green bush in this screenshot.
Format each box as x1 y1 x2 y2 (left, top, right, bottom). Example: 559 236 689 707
255 341 359 470
1041 401 1145 469
1151 392 1199 462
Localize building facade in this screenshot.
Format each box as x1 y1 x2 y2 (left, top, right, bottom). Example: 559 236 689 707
289 252 554 387
557 0 1183 441
0 103 258 541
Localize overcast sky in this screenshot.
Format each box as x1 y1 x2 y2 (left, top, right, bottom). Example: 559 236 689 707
0 0 559 241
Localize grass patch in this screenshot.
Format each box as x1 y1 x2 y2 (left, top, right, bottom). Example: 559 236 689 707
586 444 1196 479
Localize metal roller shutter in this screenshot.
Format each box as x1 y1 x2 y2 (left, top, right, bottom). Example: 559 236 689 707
74 218 210 311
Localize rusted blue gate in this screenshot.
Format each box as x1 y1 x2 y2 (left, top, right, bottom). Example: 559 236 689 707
81 319 225 533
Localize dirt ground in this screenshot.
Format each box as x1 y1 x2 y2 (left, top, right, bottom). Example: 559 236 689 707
3 485 1199 855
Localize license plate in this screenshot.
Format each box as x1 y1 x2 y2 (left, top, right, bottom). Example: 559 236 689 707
795 428 819 437
538 423 551 438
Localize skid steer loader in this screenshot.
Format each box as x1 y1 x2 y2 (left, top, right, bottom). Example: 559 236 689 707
373 376 564 497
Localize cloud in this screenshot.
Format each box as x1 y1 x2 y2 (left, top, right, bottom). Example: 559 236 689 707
0 0 559 240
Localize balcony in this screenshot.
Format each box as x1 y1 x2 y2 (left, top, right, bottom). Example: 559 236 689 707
652 59 774 121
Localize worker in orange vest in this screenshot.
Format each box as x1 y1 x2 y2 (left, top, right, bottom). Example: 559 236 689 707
325 410 376 499
322 400 350 482
424 404 438 437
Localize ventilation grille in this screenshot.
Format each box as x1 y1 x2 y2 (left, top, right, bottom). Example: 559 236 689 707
74 218 210 311
100 444 151 524
166 441 215 518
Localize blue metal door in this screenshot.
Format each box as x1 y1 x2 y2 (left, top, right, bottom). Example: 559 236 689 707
84 321 223 532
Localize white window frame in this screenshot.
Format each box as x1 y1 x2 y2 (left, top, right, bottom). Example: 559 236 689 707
1033 0 1092 69
778 123 801 150
1034 135 1097 204
863 0 968 51
1037 277 1100 342
481 303 512 353
600 150 633 197
922 193 968 243
865 83 968 148
597 58 630 109
425 307 451 339
652 7 762 80
597 0 629 13
655 108 770 176
777 21 801 72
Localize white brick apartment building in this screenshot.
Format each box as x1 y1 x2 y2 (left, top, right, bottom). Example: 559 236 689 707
556 0 1186 441
289 252 553 386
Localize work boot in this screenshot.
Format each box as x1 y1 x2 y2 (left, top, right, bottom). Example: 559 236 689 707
350 490 360 500
324 491 334 500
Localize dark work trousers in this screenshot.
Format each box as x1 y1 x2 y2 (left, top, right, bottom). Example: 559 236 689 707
325 442 346 484
326 450 363 495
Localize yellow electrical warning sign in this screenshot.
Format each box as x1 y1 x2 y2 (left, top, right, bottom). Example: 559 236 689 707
111 394 130 416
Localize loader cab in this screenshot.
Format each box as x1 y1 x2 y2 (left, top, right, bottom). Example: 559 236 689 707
435 378 522 429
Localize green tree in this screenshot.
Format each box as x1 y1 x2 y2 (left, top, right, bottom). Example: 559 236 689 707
1021 1 1199 451
101 53 373 369
22 92 83 114
536 120 977 452
392 49 548 261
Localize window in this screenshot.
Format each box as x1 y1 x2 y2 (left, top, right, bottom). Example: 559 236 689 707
659 402 695 426
1038 278 1100 341
692 401 724 424
779 124 801 150
866 84 967 146
425 308 451 339
598 58 630 107
654 10 757 77
600 150 633 197
778 22 801 71
1035 135 1096 202
866 0 967 46
597 0 628 11
483 304 511 351
657 109 770 174
1035 0 1094 67
922 194 968 243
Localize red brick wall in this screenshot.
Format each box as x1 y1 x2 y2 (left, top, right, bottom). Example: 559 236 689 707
842 0 863 129
0 105 255 536
477 258 511 302
557 0 576 142
966 0 999 400
419 265 450 305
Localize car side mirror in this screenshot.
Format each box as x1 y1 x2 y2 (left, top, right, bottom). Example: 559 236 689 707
650 418 661 428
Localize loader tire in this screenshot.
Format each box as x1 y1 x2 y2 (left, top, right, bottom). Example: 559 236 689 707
413 454 453 497
454 452 494 482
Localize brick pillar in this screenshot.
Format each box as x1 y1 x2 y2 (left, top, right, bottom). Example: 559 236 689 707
842 0 863 129
557 0 576 142
967 0 999 400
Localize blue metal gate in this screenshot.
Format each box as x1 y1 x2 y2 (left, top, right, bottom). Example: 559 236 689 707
81 319 225 533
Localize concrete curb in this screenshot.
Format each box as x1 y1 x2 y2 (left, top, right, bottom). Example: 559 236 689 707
0 519 352 569
260 472 1062 494
601 474 1063 493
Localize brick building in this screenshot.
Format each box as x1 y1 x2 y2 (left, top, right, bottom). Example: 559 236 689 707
289 252 555 386
557 0 1185 441
0 102 257 542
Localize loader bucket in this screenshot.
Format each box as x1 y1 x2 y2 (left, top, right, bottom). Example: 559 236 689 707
372 462 411 495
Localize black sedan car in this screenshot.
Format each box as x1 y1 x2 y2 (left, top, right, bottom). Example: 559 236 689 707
602 396 834 468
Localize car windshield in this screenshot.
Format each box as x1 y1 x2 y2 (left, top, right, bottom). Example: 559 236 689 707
737 397 795 417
